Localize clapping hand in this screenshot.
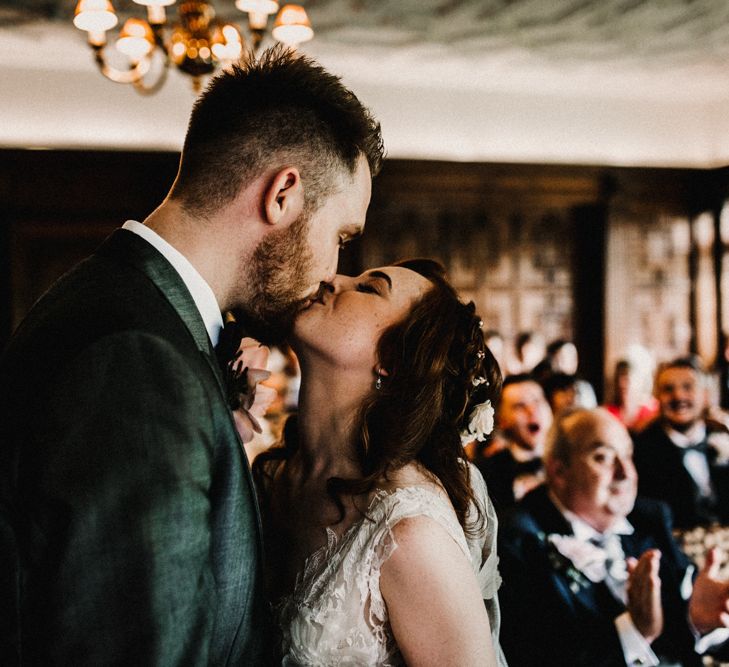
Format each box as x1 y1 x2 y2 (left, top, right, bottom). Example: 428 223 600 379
228 337 277 444
626 549 663 643
689 548 729 635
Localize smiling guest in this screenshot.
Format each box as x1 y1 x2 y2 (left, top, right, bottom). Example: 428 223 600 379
498 408 729 667
477 374 553 511
634 357 729 530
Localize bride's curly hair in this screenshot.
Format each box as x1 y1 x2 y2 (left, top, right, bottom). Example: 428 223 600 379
254 258 502 534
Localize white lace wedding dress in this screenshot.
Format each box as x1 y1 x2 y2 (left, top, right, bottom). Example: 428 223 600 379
274 463 508 666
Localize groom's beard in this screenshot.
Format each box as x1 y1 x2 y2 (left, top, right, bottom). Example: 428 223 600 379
235 210 313 345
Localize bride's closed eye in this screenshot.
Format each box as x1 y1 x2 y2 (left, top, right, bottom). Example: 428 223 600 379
356 282 380 295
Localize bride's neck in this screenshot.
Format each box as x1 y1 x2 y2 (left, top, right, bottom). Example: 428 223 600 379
294 363 372 481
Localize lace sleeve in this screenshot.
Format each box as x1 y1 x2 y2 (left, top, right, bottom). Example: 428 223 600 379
467 463 509 667
364 486 472 631
466 462 503 600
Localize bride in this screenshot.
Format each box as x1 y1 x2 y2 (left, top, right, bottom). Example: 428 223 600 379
253 258 507 666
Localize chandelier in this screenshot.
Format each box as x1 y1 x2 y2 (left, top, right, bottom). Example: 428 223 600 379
73 0 314 94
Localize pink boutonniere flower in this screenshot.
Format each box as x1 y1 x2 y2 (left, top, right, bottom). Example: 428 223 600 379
226 337 277 444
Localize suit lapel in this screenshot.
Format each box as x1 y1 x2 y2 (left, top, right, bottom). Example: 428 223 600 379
524 488 627 618
96 229 226 391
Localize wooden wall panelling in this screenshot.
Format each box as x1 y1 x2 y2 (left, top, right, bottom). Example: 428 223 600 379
364 160 604 383
8 218 119 331
2 150 726 398
0 149 180 350
571 203 608 402
603 169 703 401
0 211 10 346
692 213 719 364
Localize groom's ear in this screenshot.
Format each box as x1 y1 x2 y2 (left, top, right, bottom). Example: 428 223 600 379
263 167 304 226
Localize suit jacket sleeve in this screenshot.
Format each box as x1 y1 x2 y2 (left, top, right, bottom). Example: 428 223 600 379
22 331 220 665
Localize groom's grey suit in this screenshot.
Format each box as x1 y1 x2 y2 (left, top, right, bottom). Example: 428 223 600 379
0 229 264 665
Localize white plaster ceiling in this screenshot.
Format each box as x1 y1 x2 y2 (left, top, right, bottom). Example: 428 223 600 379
3 0 729 166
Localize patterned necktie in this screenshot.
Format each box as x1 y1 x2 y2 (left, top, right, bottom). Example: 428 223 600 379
590 533 628 603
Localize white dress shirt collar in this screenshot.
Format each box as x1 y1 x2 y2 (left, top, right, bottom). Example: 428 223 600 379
548 489 634 540
122 220 224 347
663 421 707 448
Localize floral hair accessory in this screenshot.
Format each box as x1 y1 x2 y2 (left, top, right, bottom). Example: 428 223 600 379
460 399 495 445
476 350 485 359
472 376 489 387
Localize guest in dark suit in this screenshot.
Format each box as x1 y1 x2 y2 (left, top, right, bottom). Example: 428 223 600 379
0 47 384 666
634 356 729 529
477 374 553 511
499 407 729 667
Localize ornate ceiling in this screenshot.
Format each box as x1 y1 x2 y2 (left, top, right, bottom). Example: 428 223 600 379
4 0 729 65
2 1 729 165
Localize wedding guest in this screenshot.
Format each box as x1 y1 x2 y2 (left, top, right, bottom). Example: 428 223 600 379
534 338 597 408
543 372 599 415
0 47 383 665
499 407 729 667
605 359 659 433
634 357 729 530
508 330 545 374
477 374 553 511
541 339 580 375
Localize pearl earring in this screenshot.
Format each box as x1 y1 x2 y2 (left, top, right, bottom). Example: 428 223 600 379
375 369 383 390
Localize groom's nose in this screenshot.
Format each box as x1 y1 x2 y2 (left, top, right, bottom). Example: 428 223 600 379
323 267 336 284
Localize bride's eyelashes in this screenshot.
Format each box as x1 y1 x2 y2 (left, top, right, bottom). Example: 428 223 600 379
356 282 379 295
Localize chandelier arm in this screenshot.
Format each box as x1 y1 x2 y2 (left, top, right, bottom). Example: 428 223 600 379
92 44 153 85
133 55 172 96
250 28 265 54
75 1 315 94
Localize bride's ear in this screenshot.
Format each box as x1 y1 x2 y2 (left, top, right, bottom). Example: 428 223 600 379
374 366 390 377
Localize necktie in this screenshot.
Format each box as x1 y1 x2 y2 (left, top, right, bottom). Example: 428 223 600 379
591 534 628 603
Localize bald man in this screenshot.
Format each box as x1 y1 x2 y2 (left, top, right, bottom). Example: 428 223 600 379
498 408 729 667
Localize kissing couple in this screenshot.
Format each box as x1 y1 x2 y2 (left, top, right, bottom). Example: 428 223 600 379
1 47 507 666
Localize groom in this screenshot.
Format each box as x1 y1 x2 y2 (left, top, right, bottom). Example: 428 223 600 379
0 47 383 666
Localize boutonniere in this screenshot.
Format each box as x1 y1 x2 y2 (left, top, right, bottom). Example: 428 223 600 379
707 431 729 465
224 337 277 444
539 532 606 593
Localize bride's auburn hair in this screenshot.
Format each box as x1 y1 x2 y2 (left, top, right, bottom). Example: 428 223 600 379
255 259 502 534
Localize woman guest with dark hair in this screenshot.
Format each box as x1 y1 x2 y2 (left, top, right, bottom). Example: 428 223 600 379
253 259 507 665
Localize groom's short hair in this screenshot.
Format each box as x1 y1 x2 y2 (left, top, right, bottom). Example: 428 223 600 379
170 45 384 217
